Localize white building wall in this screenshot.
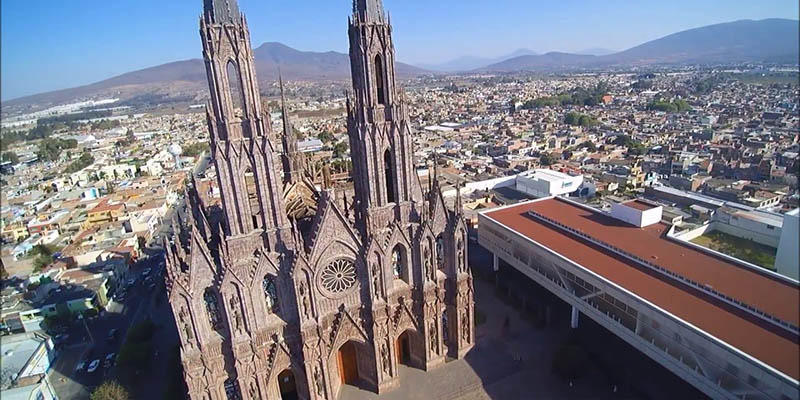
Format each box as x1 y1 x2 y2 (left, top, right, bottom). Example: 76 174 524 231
640 206 664 227
610 203 644 227
775 209 799 281
714 216 781 248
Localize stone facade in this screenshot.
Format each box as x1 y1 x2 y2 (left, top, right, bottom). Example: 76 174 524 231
164 1 475 399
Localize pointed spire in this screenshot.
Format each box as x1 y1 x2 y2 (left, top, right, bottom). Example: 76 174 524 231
204 0 240 25
353 0 385 23
279 73 295 149
455 179 464 214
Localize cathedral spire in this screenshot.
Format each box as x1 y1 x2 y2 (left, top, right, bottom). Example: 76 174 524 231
279 73 295 151
203 0 240 25
353 0 385 23
279 74 305 185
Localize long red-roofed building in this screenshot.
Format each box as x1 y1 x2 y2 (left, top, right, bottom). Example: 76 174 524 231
479 196 799 400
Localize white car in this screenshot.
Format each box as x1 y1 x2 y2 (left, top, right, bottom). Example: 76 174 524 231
87 360 100 373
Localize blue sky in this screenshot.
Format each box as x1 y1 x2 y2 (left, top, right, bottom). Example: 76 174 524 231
1 0 798 101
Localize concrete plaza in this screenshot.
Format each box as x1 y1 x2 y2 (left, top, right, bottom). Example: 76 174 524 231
338 278 640 400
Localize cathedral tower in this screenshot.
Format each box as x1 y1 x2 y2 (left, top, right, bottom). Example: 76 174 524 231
347 0 424 232
201 0 290 251
166 1 474 399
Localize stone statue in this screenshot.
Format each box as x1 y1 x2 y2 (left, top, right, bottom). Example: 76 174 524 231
313 363 324 395
249 381 257 399
381 342 390 374
179 306 195 345
461 310 470 342
372 264 381 299
299 282 311 319
423 248 432 281
429 320 437 353
230 294 243 333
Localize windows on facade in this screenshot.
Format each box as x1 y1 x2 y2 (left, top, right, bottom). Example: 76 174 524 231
203 289 223 331
320 259 357 294
262 275 279 313
244 167 262 229
384 150 396 204
391 245 411 284
226 61 246 119
436 235 445 271
392 246 405 280
374 55 386 105
224 378 241 400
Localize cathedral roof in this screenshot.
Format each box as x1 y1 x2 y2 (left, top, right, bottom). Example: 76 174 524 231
204 0 240 25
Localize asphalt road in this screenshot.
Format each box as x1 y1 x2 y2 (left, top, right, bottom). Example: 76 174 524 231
49 153 208 398
49 253 168 396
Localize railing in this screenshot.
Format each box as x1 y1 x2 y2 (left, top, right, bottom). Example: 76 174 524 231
525 210 799 336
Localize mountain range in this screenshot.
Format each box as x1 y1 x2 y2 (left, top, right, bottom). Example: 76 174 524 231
3 18 798 110
481 19 799 72
417 49 538 72
3 42 427 109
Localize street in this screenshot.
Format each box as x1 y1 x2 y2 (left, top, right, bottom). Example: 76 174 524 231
47 153 207 398
49 251 173 397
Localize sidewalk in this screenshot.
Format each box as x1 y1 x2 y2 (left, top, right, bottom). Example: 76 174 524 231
338 278 620 400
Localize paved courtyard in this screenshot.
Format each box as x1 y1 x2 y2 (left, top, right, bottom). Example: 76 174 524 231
338 278 624 400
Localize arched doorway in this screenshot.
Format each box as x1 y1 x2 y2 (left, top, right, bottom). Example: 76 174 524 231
277 369 297 400
396 331 411 366
337 341 360 386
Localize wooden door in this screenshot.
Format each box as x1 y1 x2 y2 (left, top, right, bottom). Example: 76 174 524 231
396 332 410 365
278 370 297 400
338 342 359 385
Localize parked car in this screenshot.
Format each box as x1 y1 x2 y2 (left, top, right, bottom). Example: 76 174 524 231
87 360 100 373
74 360 86 372
53 334 69 344
104 353 116 368
142 268 152 276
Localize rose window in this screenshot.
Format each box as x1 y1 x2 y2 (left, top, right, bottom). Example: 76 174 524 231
321 259 357 294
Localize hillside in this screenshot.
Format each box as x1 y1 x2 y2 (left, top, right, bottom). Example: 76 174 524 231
482 19 799 72
3 42 429 109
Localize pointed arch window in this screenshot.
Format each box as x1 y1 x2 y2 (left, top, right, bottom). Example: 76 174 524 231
224 378 241 400
243 167 262 229
203 289 223 331
262 275 279 313
374 55 386 105
392 245 410 283
384 150 396 204
436 235 445 271
226 60 246 119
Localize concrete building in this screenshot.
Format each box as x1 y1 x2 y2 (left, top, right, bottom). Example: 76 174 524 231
479 197 799 400
775 209 799 280
0 331 58 398
515 169 583 198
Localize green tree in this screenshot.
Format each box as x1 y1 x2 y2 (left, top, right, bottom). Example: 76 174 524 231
91 381 130 400
32 244 55 257
33 255 54 272
117 319 156 383
1 152 19 164
65 152 95 173
332 141 349 158
540 153 556 166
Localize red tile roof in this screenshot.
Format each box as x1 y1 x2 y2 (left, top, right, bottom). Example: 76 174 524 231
485 198 800 380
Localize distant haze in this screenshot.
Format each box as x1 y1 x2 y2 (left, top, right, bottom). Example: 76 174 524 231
2 18 799 108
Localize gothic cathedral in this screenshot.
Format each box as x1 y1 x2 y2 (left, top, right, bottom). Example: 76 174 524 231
165 0 475 399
